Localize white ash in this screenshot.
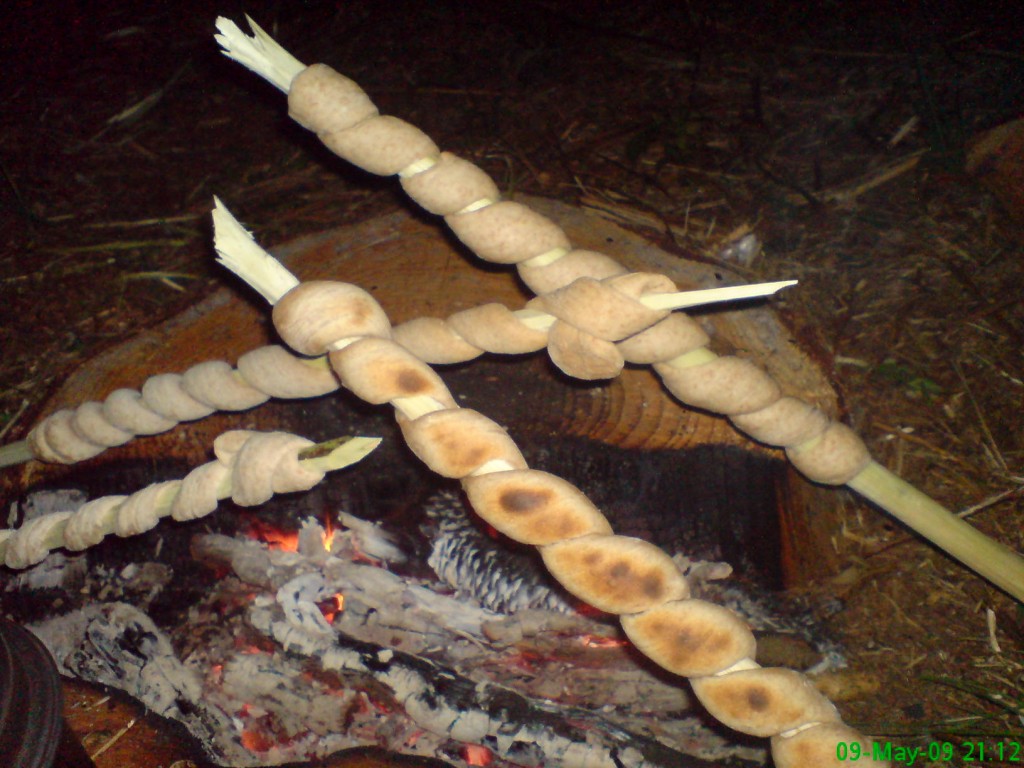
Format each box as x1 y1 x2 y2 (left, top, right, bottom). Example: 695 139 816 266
219 653 358 740
252 596 757 768
23 598 429 766
8 488 88 526
4 549 86 591
12 507 769 766
206 524 766 765
4 490 90 590
29 602 208 721
337 511 406 563
424 489 845 673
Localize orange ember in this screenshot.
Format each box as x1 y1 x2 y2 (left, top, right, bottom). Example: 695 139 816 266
241 728 275 752
247 519 299 551
463 744 494 766
319 593 345 623
323 516 336 551
581 634 629 649
247 516 338 552
404 728 426 748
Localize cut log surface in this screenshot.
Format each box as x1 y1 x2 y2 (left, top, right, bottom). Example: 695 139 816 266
5 196 843 583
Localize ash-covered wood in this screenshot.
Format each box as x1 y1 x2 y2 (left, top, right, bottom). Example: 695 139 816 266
16 507 766 766
252 599 745 768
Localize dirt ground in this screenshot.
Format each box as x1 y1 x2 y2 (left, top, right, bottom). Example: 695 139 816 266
1 1 1022 766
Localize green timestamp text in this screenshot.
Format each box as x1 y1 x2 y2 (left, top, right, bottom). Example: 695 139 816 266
837 739 1022 764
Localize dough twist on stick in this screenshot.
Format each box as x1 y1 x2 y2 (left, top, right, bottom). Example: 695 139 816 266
0 432 379 568
212 198 888 768
215 16 1024 602
5 278 788 469
7 346 337 467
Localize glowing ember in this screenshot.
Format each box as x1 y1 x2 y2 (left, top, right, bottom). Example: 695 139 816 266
575 602 610 619
370 698 393 715
248 515 338 552
580 634 629 649
319 593 345 623
240 728 275 752
247 519 299 551
462 743 494 766
405 729 426 748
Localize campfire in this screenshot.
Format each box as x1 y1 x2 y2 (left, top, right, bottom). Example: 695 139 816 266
4 431 836 766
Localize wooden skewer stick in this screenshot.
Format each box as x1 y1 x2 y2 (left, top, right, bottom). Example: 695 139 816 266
847 463 1024 600
214 196 797 315
0 440 34 469
516 280 798 332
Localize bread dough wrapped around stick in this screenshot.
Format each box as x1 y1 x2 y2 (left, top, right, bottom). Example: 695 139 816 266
22 345 338 465
16 277 783 468
213 16 1024 604
0 430 378 568
210 197 888 767
229 24 872 487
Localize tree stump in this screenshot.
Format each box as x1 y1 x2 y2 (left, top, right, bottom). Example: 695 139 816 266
4 196 844 585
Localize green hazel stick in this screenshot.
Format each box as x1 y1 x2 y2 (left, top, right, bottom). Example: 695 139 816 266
212 17 1024 603
0 441 33 468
